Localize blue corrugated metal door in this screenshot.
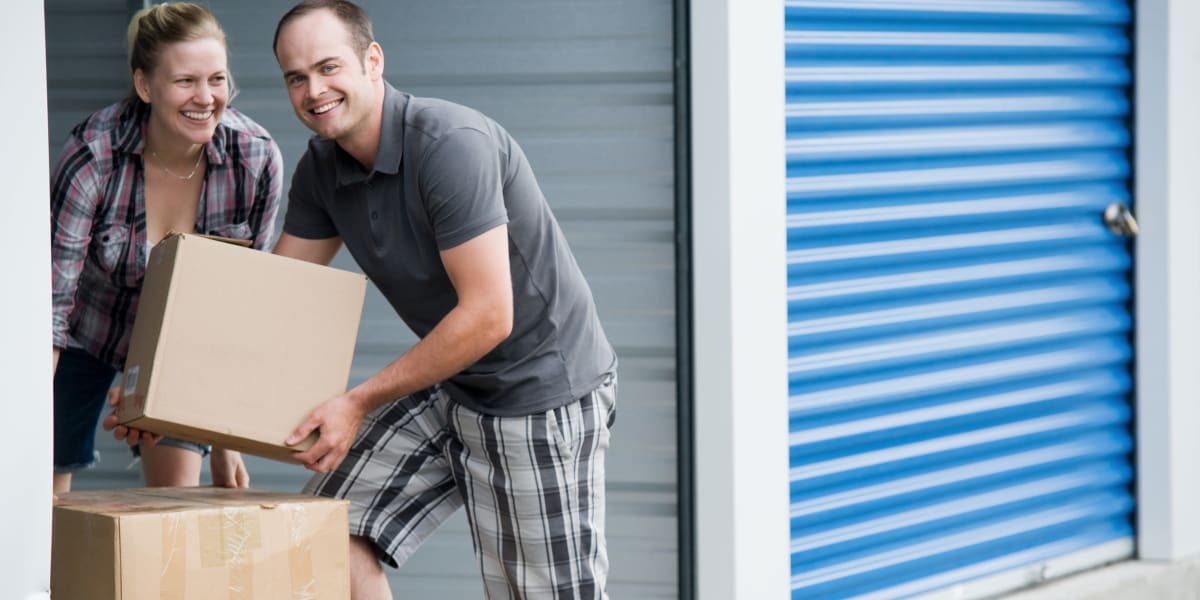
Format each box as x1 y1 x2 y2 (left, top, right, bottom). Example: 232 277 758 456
785 2 1135 598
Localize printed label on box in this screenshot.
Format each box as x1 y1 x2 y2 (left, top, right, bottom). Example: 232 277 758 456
124 366 139 397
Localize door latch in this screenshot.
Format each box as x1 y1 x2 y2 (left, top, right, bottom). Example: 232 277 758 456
1103 202 1139 237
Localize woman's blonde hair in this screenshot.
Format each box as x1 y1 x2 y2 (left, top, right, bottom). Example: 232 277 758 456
125 2 233 103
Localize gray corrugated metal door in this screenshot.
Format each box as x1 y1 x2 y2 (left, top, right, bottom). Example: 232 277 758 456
785 2 1135 598
45 0 133 164
51 1 677 598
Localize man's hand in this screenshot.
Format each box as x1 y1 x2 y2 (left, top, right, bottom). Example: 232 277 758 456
288 393 366 473
210 448 250 488
101 386 162 447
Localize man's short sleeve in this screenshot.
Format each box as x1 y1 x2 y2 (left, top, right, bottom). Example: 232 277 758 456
282 149 339 240
418 128 509 250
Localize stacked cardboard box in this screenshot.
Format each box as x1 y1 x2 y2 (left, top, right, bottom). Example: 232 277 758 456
52 487 350 599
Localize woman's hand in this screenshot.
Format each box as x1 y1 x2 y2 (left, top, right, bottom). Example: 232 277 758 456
101 386 161 447
210 448 250 488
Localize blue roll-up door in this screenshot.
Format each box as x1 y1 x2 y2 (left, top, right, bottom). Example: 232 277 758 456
785 2 1135 598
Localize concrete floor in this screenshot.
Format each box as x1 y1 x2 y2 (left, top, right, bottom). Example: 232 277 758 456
1005 557 1200 600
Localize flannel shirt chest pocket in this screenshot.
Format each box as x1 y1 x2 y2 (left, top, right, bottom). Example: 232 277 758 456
91 222 146 288
93 223 131 272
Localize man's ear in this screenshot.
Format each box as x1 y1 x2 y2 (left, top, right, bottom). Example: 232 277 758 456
365 42 384 80
133 69 152 104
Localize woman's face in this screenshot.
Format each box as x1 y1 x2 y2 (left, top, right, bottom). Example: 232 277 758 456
135 37 229 147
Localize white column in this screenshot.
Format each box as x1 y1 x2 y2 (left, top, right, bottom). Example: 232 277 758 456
0 1 53 599
1135 0 1200 561
691 0 790 598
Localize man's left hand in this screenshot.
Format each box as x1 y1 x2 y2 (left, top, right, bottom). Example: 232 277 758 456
288 393 366 473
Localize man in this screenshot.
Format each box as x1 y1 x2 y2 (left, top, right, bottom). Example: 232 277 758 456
271 1 617 598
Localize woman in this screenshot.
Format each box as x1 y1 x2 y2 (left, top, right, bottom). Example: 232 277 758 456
50 2 283 494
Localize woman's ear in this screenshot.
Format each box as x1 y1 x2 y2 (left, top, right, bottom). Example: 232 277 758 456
133 69 152 104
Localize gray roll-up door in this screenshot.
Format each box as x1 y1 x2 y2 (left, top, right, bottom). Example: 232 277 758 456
45 0 132 164
785 1 1136 598
54 1 679 598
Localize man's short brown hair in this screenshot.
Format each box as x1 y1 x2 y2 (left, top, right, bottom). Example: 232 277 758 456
273 0 375 63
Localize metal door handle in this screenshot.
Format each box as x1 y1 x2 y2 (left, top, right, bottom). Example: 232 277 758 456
1103 202 1139 237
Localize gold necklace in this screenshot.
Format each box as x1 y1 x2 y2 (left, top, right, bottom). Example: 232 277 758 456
149 149 205 181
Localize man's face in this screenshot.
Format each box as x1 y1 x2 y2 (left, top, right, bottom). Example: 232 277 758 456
275 9 378 143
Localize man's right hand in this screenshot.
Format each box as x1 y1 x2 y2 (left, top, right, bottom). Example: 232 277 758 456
101 386 161 447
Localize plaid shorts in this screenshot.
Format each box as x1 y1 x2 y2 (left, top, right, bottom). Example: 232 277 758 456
305 375 617 599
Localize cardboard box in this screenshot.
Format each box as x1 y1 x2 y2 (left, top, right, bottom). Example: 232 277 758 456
117 233 367 462
52 487 350 600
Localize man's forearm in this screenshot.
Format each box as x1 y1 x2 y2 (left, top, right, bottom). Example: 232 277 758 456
347 303 510 414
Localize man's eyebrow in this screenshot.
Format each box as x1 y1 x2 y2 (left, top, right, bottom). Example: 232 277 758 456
283 56 340 80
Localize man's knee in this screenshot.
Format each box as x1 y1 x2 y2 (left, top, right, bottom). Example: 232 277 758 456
349 535 385 573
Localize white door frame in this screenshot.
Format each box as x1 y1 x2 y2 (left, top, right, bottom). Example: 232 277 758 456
0 1 53 598
1134 0 1200 562
690 0 791 598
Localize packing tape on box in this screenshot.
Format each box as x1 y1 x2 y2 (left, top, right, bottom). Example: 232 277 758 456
161 512 187 600
287 504 318 600
199 506 262 598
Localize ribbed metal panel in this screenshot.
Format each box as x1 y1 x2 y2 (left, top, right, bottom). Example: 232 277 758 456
45 0 131 163
785 1 1134 598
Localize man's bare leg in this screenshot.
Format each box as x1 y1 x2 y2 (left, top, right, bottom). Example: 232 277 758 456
350 535 392 600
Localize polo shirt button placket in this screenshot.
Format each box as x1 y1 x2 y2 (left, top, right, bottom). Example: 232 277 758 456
368 205 386 250
365 179 378 221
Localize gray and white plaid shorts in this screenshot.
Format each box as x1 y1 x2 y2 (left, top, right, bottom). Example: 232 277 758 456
304 375 617 599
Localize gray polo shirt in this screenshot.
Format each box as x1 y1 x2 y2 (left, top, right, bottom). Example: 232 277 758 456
283 82 616 416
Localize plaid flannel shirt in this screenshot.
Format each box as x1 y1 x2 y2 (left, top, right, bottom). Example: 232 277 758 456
50 100 283 368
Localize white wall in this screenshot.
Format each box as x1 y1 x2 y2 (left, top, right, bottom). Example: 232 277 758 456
0 1 53 599
690 0 791 598
1135 0 1200 561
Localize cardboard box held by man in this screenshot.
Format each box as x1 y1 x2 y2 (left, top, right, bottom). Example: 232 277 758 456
115 233 367 462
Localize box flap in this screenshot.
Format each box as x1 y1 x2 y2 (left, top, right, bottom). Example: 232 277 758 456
161 230 253 248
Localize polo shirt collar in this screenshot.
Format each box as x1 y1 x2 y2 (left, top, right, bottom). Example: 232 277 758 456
334 81 407 186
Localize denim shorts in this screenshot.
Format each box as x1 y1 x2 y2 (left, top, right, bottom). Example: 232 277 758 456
53 347 209 473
